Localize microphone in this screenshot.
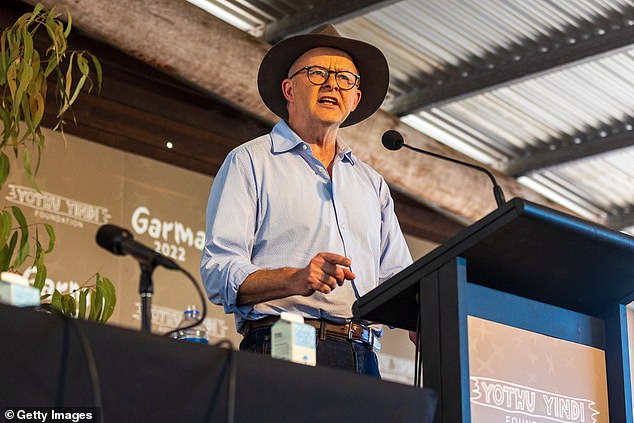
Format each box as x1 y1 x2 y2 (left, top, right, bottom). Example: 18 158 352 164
96 224 179 270
382 130 506 208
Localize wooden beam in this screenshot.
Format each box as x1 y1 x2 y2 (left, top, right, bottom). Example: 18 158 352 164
23 0 563 223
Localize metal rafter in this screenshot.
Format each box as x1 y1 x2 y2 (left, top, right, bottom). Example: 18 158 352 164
262 0 403 43
504 120 634 176
22 0 563 224
389 7 634 116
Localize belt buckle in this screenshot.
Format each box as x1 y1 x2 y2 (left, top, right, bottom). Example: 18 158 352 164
349 323 381 353
347 323 356 341
366 329 381 352
371 333 381 352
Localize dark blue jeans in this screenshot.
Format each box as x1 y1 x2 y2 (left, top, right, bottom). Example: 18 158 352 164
239 326 381 378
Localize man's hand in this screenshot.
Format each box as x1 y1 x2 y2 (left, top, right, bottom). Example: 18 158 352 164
409 330 418 346
293 252 356 296
237 252 356 305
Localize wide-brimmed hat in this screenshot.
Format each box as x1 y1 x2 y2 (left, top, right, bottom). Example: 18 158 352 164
257 25 389 127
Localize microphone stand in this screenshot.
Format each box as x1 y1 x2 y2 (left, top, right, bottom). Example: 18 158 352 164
139 260 157 333
402 144 507 208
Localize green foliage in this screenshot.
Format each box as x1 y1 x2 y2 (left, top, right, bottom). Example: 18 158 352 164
0 4 113 322
45 273 116 323
0 205 53 276
0 3 102 191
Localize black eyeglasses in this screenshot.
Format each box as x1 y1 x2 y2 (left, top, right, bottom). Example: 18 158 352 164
288 65 360 90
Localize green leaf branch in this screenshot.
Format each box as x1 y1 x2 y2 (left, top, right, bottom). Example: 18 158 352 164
45 273 116 323
1 2 102 192
1 4 114 323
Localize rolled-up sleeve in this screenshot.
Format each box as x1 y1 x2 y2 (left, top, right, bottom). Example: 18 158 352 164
201 148 261 319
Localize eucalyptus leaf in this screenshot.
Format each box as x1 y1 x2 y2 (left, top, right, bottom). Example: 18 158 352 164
67 71 86 108
10 205 25 226
76 52 88 75
63 294 77 317
0 110 11 146
43 223 55 253
0 152 9 188
33 243 46 291
0 210 11 245
43 50 58 77
11 206 28 268
13 235 29 268
98 274 116 323
89 54 102 93
1 30 8 83
89 284 103 321
22 148 39 191
14 59 34 120
30 91 45 130
21 95 34 138
78 289 88 319
22 26 33 63
6 61 17 100
51 289 62 313
59 52 74 115
2 231 18 271
63 12 72 37
27 3 44 24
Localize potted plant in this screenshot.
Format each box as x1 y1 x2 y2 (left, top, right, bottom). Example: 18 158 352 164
1 2 115 321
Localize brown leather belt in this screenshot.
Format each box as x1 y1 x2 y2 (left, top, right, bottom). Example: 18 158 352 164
242 316 380 351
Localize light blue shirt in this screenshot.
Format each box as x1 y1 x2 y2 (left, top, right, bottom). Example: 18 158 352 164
201 120 412 332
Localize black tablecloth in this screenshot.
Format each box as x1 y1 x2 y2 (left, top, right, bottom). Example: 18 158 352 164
0 304 436 422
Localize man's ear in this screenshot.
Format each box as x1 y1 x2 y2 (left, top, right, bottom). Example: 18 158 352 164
282 78 293 102
350 88 362 112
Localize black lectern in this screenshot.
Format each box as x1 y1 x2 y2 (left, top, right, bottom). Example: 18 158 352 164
353 198 634 423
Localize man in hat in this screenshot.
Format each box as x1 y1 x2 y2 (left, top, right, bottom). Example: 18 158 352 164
201 26 411 376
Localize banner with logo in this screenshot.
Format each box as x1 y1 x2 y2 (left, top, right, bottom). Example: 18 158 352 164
468 316 609 423
2 129 239 347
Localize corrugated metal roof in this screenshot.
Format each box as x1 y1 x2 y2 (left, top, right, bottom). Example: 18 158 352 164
188 0 634 234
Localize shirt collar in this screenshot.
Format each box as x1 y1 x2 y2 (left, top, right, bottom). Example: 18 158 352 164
271 120 303 153
270 120 355 165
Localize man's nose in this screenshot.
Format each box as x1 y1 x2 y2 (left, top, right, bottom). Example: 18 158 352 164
322 71 338 89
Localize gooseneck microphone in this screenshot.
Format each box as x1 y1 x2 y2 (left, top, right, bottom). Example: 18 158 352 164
382 130 506 208
96 224 179 270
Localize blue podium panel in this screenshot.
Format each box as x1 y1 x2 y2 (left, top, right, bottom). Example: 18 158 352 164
354 199 634 423
422 258 618 423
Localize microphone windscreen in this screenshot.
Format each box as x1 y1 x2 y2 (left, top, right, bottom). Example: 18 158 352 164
96 224 132 255
381 130 404 151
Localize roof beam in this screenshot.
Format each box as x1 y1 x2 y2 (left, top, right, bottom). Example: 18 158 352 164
262 0 402 43
0 0 463 243
23 0 564 224
389 7 634 115
504 120 634 175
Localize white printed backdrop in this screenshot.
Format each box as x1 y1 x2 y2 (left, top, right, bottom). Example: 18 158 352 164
2 129 239 346
1 128 424 383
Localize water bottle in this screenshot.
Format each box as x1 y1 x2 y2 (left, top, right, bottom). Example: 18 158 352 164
174 305 209 344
